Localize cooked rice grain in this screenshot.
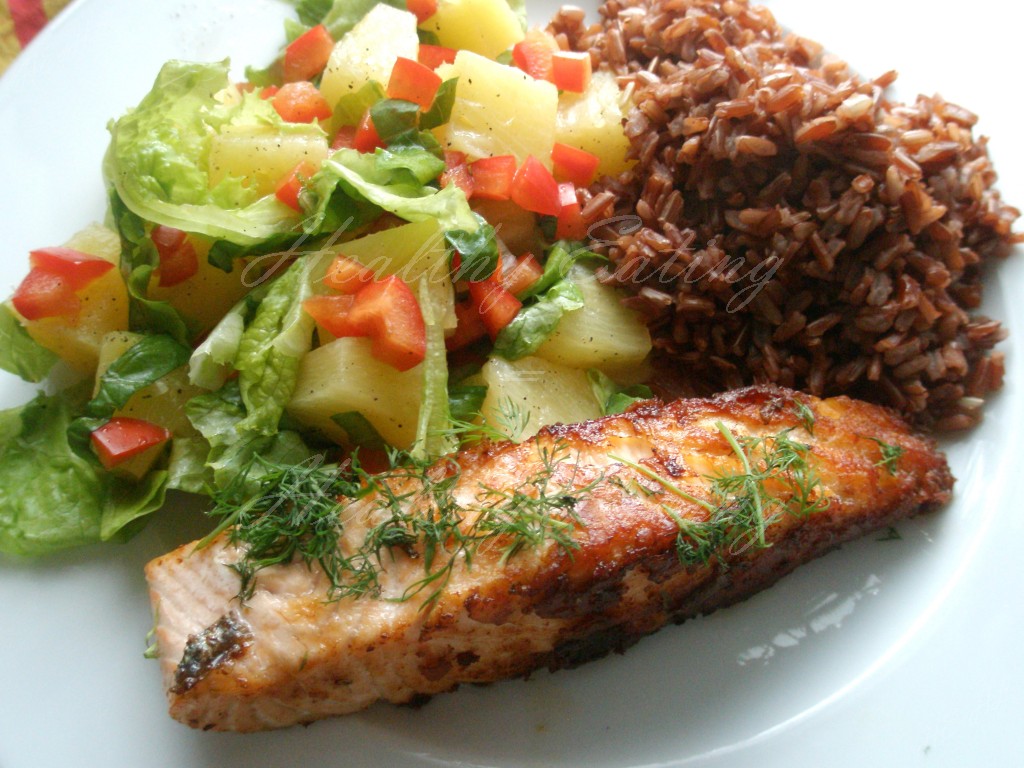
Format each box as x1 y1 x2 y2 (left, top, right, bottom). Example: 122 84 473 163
552 0 1021 430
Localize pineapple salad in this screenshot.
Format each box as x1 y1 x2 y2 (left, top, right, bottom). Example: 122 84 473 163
0 0 651 557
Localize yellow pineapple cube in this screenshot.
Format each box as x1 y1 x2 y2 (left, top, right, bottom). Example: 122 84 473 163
420 0 524 59
436 51 558 166
287 337 423 448
556 70 634 178
18 223 129 375
320 4 419 110
207 125 328 198
535 265 651 372
147 239 251 335
480 355 602 441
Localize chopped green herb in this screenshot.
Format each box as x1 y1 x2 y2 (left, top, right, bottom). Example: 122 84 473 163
205 433 596 607
611 422 829 567
869 438 904 475
793 400 816 435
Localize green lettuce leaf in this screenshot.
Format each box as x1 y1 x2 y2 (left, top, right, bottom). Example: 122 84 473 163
318 0 406 40
234 258 318 436
420 78 458 131
587 369 654 415
446 220 500 281
188 283 273 391
186 381 314 493
330 411 388 450
448 383 487 424
104 59 313 245
108 193 194 343
333 81 386 127
0 303 57 383
305 147 478 234
493 279 584 361
412 277 455 461
100 469 169 541
65 334 191 461
165 436 214 494
87 334 192 419
0 391 168 556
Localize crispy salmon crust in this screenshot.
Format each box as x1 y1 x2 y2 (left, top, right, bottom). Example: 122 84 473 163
145 386 952 731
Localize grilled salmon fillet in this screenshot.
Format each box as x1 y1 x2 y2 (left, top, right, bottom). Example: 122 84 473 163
145 385 952 731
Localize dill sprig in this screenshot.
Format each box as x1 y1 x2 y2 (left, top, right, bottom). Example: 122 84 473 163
200 454 373 601
867 437 905 475
611 421 830 567
202 438 594 607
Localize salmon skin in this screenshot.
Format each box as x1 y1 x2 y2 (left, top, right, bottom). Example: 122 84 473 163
145 385 953 731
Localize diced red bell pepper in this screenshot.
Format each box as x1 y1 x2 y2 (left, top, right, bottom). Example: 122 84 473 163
150 225 199 287
303 276 426 371
272 81 333 123
468 277 522 340
90 417 171 471
323 254 376 294
283 24 334 83
510 155 561 216
418 44 458 70
550 51 592 93
554 181 588 240
354 109 385 153
11 268 79 320
28 247 114 291
551 142 600 187
331 125 358 150
406 0 438 23
259 85 279 99
470 155 517 201
501 253 544 297
511 28 558 82
347 275 427 371
445 299 488 351
274 161 319 213
387 56 442 111
302 294 360 338
440 150 475 198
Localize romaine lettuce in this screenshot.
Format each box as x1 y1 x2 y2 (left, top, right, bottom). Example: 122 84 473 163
104 59 314 244
0 390 168 556
0 303 57 383
304 147 478 235
235 257 318 436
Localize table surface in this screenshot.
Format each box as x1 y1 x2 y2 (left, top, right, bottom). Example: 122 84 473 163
0 0 73 75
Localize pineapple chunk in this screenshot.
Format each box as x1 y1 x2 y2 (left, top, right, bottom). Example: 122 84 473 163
287 337 423 448
19 223 129 375
148 239 250 335
420 0 524 59
320 5 419 110
535 265 651 372
327 218 456 329
556 70 634 178
95 331 203 437
436 51 558 166
480 355 602 441
207 125 328 198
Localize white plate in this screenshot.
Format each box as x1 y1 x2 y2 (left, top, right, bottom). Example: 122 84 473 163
1 1 1021 765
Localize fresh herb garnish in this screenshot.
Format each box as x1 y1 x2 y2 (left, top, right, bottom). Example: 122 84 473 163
204 434 595 607
793 400 816 435
611 421 829 566
200 453 371 601
868 438 904 475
